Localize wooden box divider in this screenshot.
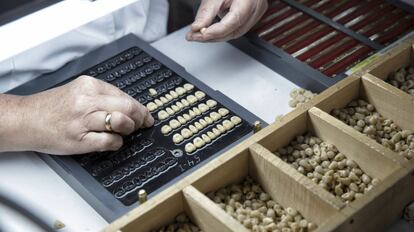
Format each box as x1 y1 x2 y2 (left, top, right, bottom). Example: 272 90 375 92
182 185 249 232
314 72 414 169
308 107 401 180
190 144 346 232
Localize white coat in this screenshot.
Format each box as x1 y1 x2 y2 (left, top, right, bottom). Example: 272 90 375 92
0 0 169 93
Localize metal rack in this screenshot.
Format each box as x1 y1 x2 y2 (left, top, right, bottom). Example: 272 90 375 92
231 0 414 92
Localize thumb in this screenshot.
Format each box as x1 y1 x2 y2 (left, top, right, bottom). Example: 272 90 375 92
192 0 223 32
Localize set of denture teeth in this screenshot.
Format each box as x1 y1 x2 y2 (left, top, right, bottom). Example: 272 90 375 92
183 115 242 153
160 100 219 134
146 83 201 112
154 91 207 121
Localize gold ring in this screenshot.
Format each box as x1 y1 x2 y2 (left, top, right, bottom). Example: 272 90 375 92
105 113 113 132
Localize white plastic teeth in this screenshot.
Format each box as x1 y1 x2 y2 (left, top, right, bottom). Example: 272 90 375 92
194 122 203 130
218 108 229 117
185 143 196 153
187 95 198 104
153 88 240 152
175 87 186 96
210 112 221 121
170 90 179 98
189 125 198 134
212 128 220 137
169 119 180 129
171 105 180 112
192 107 201 116
217 124 226 133
148 88 157 97
171 108 226 137
193 137 205 148
166 107 174 115
201 134 211 143
181 99 190 107
198 103 209 113
195 91 206 100
176 102 184 109
157 99 210 122
145 84 196 112
199 119 208 127
172 133 184 144
177 116 186 124
206 99 217 108
155 99 163 107
162 102 212 132
183 83 194 91
161 125 172 134
222 119 235 130
230 116 242 125
165 94 173 101
183 114 191 121
146 102 157 111
207 131 216 140
204 116 213 124
158 110 169 120
160 97 168 104
181 128 192 139
182 109 237 154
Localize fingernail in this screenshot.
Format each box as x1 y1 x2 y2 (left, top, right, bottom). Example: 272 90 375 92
191 34 204 41
185 33 193 41
144 114 155 127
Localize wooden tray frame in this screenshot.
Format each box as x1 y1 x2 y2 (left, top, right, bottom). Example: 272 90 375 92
104 37 414 232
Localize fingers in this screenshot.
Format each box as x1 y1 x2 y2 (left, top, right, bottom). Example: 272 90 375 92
188 0 268 42
93 78 155 128
84 110 153 135
82 132 123 152
191 0 223 32
202 0 253 41
142 110 154 128
75 76 154 129
187 0 224 41
74 75 154 143
94 95 154 130
84 111 135 135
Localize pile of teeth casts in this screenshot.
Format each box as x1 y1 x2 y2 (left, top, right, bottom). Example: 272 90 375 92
275 133 380 204
207 177 317 232
288 88 317 108
331 99 414 160
152 213 201 232
387 66 414 96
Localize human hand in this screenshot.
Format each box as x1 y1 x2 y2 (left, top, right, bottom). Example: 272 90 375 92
19 76 154 155
186 0 268 42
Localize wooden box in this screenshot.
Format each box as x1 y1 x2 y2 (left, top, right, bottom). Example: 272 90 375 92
105 39 414 232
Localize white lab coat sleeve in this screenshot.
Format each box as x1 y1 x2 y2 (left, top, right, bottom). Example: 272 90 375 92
0 0 169 93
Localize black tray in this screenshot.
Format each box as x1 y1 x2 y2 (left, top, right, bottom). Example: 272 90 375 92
9 34 264 221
